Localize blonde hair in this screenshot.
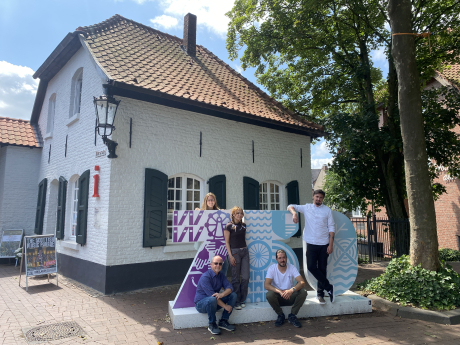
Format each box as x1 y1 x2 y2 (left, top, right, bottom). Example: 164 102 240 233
230 206 244 224
200 193 220 210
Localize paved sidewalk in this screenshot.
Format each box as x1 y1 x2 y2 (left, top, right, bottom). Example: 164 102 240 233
1 262 460 345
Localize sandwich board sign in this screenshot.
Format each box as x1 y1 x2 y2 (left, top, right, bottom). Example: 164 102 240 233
0 229 23 258
19 235 58 291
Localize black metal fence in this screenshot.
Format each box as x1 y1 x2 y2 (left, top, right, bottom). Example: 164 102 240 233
351 215 410 263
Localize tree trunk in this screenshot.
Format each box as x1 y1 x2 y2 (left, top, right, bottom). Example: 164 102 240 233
388 0 440 271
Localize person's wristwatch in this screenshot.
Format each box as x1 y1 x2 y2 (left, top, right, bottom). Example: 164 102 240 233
291 287 296 292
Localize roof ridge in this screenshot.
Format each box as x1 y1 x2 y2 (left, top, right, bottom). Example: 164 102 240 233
80 14 183 45
0 116 31 123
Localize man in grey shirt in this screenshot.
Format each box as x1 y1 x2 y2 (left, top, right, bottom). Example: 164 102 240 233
288 189 335 304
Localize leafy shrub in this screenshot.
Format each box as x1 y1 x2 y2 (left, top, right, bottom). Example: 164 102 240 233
439 248 460 262
358 255 460 310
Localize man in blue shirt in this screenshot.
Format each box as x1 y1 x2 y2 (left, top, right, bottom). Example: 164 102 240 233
194 255 237 335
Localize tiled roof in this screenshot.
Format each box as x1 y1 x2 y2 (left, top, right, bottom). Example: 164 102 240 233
78 15 324 135
311 169 321 184
0 117 41 148
439 63 460 88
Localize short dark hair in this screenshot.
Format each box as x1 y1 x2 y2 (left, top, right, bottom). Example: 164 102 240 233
275 249 287 259
313 189 326 197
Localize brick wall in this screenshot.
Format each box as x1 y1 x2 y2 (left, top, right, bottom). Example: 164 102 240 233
107 97 311 266
0 146 41 235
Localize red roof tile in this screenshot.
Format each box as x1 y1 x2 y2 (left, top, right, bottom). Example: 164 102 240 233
79 15 324 135
439 62 460 88
0 117 41 148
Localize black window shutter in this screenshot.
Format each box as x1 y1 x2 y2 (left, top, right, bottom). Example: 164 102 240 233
34 178 48 235
143 168 167 247
208 174 226 209
56 176 68 240
243 176 259 210
286 180 302 237
76 170 90 245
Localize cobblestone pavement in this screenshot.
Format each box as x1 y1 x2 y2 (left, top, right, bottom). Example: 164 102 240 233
1 262 460 345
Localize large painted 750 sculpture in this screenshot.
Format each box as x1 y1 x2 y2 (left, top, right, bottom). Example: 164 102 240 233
172 210 357 309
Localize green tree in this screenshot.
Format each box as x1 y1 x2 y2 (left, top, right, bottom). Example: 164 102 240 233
227 0 460 228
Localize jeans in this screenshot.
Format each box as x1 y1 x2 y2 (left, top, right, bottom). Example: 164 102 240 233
229 247 250 304
306 243 333 297
195 292 237 324
266 289 308 315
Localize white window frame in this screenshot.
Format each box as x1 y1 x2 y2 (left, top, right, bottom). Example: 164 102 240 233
70 68 83 118
166 173 205 243
46 93 56 136
66 177 79 241
259 181 285 211
352 207 364 218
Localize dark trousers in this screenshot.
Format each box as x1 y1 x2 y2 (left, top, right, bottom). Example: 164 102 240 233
266 289 308 315
306 243 332 297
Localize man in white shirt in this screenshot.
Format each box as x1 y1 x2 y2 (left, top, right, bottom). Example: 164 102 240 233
264 249 308 327
288 189 335 304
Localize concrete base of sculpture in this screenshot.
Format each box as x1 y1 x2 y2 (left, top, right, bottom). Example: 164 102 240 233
169 290 372 329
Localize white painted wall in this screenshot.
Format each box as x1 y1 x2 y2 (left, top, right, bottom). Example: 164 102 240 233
37 47 111 265
0 146 42 235
107 98 312 266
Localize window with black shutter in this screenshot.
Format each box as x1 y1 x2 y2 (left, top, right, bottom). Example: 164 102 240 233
243 176 259 210
56 177 67 240
208 174 226 209
144 168 168 247
76 170 90 245
34 178 48 235
286 180 301 237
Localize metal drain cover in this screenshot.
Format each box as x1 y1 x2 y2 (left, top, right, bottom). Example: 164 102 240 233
24 321 84 343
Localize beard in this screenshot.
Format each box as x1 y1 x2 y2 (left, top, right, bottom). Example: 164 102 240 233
278 262 287 267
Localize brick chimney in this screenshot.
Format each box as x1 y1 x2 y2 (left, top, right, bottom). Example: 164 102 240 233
183 13 197 57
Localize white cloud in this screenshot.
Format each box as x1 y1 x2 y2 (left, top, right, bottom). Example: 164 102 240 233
150 15 179 29
145 0 235 37
0 61 38 120
233 64 243 74
311 140 330 158
311 158 333 169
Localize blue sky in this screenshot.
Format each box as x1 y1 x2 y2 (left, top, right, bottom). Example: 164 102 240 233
0 0 389 168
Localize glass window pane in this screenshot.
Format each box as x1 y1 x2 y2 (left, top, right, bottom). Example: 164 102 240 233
270 194 275 203
259 185 262 192
275 194 279 203
194 191 200 201
187 191 192 201
263 194 267 203
259 194 262 203
176 177 181 188
176 190 182 201
168 190 174 200
176 202 181 210
194 179 200 189
187 178 193 189
270 183 274 193
263 183 267 193
276 204 280 210
275 185 279 193
194 203 199 209
168 178 174 188
168 202 174 211
186 203 192 210
271 203 275 209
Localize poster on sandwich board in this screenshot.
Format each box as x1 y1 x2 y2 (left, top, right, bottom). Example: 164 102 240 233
0 229 23 258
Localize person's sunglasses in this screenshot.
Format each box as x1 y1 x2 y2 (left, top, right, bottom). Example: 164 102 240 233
212 262 223 266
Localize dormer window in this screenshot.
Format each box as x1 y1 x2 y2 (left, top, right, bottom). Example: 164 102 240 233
70 68 83 118
46 93 56 135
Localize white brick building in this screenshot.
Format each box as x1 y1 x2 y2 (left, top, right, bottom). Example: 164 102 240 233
10 14 325 293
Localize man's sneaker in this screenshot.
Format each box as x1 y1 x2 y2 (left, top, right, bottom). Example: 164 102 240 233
208 322 221 335
218 319 236 331
288 313 302 328
234 303 242 310
240 303 246 308
327 286 334 303
275 313 285 327
316 296 326 305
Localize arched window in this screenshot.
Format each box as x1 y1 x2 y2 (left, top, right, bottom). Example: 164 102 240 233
167 173 204 240
259 181 283 210
46 94 56 134
70 68 83 118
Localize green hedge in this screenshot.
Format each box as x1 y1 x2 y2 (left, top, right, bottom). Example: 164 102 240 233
439 248 460 262
358 255 460 310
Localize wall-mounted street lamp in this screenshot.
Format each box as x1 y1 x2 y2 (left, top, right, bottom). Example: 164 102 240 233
93 95 121 158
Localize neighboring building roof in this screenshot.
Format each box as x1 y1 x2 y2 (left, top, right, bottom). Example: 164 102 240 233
439 63 460 86
0 117 42 148
31 15 325 138
311 169 321 185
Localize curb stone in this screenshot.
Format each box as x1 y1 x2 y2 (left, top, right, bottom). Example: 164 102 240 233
367 294 460 325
